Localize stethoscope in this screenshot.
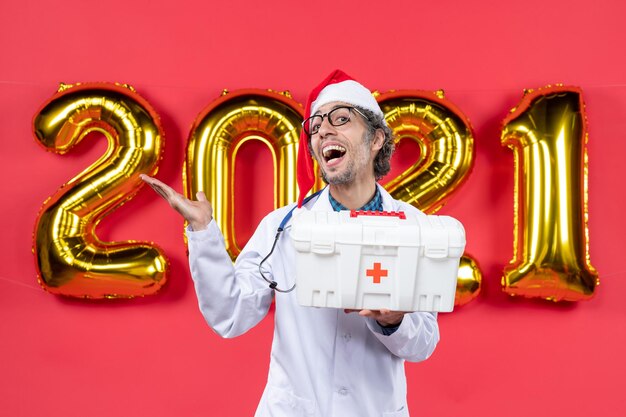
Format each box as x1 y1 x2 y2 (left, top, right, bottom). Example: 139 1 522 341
258 190 323 293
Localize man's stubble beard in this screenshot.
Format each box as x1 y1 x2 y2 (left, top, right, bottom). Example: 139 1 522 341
316 129 374 186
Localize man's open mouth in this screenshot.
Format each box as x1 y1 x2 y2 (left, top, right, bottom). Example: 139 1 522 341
322 145 346 163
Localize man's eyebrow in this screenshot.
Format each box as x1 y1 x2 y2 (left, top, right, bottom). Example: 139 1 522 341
313 104 348 116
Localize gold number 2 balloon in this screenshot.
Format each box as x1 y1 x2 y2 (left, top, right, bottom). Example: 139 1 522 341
501 86 599 301
32 83 168 298
184 89 303 259
378 90 480 307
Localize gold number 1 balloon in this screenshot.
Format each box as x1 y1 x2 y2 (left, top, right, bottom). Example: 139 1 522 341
501 86 599 301
32 83 168 298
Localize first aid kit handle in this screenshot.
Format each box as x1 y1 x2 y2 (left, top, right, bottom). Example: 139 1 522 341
350 210 406 219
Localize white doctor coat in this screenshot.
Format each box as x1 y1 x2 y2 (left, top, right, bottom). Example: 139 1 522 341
186 185 440 417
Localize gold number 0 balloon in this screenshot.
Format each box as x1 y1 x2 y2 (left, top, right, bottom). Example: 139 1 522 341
185 89 303 259
501 86 599 301
32 83 168 298
377 90 481 306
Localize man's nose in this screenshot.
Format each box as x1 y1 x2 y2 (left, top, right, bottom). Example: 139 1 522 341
317 116 336 137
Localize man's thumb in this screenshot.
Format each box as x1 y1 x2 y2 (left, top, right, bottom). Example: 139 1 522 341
196 191 208 202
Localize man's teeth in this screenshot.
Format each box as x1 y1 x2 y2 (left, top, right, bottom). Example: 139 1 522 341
322 145 346 159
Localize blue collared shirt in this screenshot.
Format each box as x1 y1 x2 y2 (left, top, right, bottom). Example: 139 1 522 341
328 186 383 212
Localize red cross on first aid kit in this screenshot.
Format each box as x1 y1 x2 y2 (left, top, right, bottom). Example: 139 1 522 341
290 210 466 312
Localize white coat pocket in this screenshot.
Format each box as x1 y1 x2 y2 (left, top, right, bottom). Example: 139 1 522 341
266 385 316 416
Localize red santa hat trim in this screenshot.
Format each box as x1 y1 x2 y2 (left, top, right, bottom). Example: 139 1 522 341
297 69 385 207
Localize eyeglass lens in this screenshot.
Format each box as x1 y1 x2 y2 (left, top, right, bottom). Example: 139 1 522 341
306 107 352 135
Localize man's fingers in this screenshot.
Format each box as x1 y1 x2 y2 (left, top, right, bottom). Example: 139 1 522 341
141 175 209 207
151 185 169 200
140 174 178 201
196 191 208 202
145 181 172 201
140 174 170 191
139 174 158 185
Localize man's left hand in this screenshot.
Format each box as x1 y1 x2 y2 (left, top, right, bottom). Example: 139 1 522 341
345 309 405 327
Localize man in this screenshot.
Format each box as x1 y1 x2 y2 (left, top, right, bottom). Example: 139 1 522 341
141 70 439 417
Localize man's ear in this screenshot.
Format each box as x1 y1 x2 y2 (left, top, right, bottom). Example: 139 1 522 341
371 128 385 152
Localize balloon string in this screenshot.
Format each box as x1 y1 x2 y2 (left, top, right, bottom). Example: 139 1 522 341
0 275 42 291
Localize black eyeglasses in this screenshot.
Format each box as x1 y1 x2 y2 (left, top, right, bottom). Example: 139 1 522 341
302 106 369 136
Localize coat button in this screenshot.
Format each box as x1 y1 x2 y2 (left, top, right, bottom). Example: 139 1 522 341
338 387 349 396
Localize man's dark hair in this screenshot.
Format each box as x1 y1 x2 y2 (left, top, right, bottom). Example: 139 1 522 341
356 106 395 180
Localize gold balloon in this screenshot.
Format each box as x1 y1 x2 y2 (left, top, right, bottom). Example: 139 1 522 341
455 255 482 307
184 89 304 259
377 90 480 307
33 82 168 298
378 90 475 213
501 86 599 301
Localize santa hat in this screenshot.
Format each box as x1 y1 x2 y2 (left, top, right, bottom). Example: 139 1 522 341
297 69 385 206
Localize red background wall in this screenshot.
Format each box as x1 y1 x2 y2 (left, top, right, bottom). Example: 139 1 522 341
1 1 625 416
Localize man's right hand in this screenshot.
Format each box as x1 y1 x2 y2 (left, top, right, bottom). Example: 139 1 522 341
140 174 213 231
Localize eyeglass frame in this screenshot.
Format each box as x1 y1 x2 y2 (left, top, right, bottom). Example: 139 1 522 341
302 105 370 136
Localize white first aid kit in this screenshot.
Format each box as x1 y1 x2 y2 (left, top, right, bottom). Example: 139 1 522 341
290 209 465 312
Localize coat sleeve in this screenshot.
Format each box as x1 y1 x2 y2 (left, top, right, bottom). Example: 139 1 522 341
186 218 275 339
365 312 440 362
